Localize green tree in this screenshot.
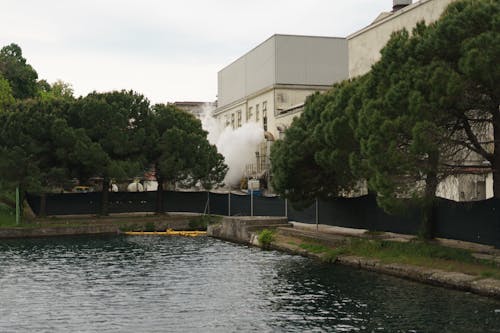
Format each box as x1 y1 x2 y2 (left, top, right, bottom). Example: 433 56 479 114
0 43 38 99
314 78 367 195
426 0 500 197
147 104 227 213
0 74 15 111
0 110 108 217
38 79 74 102
357 0 499 237
271 80 367 208
65 90 151 215
271 92 334 208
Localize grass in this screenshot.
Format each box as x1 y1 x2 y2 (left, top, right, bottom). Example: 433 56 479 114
284 236 500 280
0 210 16 227
0 201 17 227
345 238 500 279
298 242 343 262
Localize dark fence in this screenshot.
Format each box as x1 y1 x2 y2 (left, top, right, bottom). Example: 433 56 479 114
26 192 500 248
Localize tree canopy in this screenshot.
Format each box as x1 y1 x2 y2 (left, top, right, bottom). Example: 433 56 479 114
147 104 227 212
270 0 499 238
0 43 38 99
0 43 227 218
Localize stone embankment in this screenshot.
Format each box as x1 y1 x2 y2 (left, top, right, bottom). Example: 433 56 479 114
207 217 500 299
0 213 199 238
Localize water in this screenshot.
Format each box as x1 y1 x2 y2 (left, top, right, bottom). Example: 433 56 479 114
0 236 499 332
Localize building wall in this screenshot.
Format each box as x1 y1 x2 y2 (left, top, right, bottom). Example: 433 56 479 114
217 34 348 109
347 0 456 78
275 35 348 86
437 174 489 201
214 87 326 140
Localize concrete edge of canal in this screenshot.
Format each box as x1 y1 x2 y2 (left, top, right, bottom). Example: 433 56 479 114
0 213 202 238
207 216 500 300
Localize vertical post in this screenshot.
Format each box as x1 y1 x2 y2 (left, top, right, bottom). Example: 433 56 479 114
15 186 20 225
228 191 231 216
250 189 254 217
285 198 288 218
315 198 319 232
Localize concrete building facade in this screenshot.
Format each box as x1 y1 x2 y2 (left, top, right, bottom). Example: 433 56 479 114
214 34 348 140
347 0 456 78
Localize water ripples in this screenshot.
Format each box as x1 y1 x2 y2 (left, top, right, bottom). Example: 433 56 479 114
0 235 499 332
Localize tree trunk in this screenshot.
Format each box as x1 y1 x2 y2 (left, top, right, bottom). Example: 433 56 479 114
420 152 439 240
156 175 165 214
492 108 500 198
100 177 109 216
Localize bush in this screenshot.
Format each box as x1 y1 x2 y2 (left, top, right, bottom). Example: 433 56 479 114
258 229 276 249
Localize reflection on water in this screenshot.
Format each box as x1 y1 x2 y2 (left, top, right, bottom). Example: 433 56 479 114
0 235 499 332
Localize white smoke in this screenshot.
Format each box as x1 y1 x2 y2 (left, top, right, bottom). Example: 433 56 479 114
201 104 264 187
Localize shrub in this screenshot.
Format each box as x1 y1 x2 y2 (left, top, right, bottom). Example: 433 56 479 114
258 229 276 249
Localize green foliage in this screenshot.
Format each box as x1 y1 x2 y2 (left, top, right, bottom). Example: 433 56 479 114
38 79 74 102
271 90 357 208
270 0 499 239
0 43 38 99
147 104 227 212
257 229 276 248
0 110 108 193
149 104 227 190
0 74 14 111
0 202 15 227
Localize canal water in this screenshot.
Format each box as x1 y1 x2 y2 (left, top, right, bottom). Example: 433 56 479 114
0 236 499 332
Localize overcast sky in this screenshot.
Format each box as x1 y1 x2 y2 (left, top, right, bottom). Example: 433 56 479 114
1 0 389 104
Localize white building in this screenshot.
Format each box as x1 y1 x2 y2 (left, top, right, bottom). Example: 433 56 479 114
348 0 457 78
214 34 348 140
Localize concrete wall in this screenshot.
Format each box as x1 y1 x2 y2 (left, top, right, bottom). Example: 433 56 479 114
217 34 348 109
347 0 456 78
275 35 348 86
207 216 289 244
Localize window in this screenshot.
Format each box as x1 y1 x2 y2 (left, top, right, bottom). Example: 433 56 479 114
256 104 260 122
262 101 268 131
225 115 230 127
237 110 242 127
231 113 235 128
247 106 253 121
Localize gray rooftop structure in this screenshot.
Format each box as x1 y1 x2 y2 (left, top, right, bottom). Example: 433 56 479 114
217 34 348 108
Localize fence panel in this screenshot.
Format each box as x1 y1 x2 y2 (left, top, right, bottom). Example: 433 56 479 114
319 197 368 229
108 191 155 213
229 193 251 216
435 198 500 247
287 202 315 224
209 192 229 216
24 191 500 248
253 196 286 216
27 192 101 215
164 191 207 213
